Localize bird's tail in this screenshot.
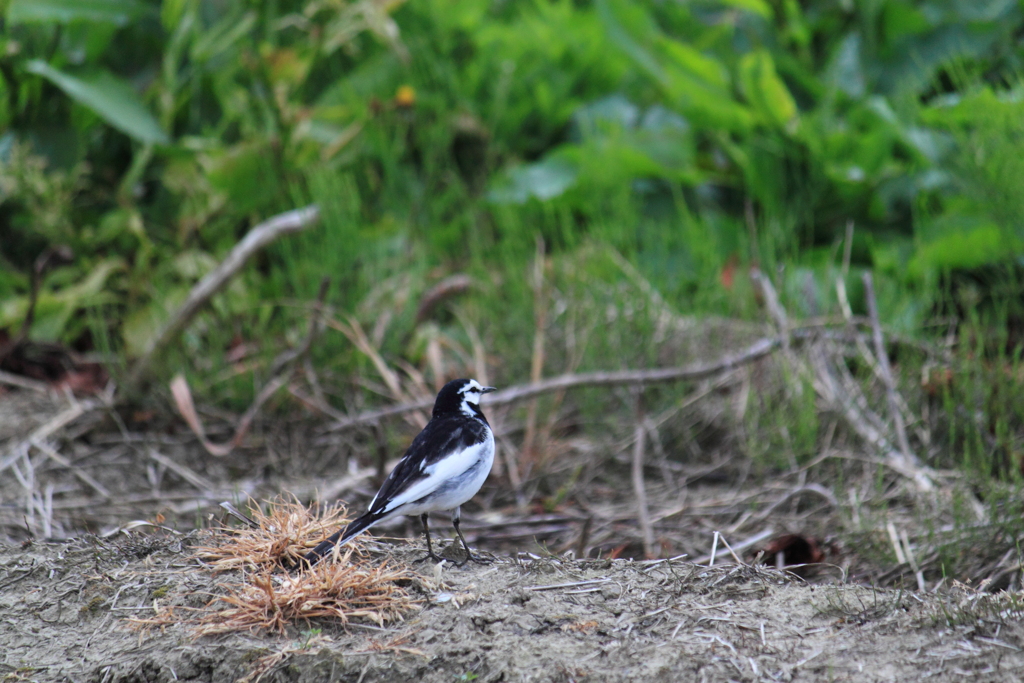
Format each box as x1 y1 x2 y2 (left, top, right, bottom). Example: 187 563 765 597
302 511 384 566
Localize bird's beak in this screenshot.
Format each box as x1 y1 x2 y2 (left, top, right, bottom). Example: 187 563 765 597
481 386 497 394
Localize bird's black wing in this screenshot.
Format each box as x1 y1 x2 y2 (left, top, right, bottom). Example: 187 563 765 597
367 414 490 515
300 413 490 568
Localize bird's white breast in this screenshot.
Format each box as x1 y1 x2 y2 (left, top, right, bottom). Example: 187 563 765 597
381 428 495 516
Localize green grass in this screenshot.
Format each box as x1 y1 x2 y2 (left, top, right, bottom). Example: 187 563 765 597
3 0 1024 501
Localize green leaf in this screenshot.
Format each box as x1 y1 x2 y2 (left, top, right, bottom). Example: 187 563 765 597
572 94 640 138
596 0 667 87
160 0 190 32
122 286 190 358
598 0 752 131
912 221 1018 276
172 250 219 280
875 25 1000 96
716 0 772 19
190 10 257 63
738 51 798 128
24 61 169 144
657 41 753 131
203 139 282 215
487 156 579 204
659 41 730 92
827 33 865 98
0 258 124 342
7 0 149 26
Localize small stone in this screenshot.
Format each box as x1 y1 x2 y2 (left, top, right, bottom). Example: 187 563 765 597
600 583 622 600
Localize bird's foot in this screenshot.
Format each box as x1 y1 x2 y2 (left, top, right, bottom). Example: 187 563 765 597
414 551 446 564
455 549 495 567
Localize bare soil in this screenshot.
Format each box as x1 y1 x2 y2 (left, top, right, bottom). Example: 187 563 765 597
2 533 1023 683
3 319 1024 683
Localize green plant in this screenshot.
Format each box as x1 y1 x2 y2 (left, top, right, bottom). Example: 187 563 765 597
0 0 408 357
3 0 1024 492
298 627 322 649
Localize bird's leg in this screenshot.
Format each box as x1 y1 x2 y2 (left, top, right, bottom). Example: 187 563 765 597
414 513 444 564
452 507 493 566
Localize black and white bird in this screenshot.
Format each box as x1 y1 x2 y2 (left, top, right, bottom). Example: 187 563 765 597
304 378 497 567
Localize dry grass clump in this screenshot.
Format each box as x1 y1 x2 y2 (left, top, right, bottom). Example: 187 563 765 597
135 497 422 636
930 580 1024 628
194 549 421 635
195 497 352 570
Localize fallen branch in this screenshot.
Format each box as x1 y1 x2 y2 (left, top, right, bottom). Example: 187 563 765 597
323 336 782 432
127 204 321 390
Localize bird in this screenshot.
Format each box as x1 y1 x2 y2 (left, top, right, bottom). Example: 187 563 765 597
303 378 497 567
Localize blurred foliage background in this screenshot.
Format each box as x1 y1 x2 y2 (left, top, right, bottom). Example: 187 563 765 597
2 0 1024 478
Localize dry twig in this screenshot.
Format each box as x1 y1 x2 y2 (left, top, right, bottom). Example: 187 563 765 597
414 274 473 324
0 369 50 393
691 528 776 565
521 238 550 479
862 273 915 465
1 397 101 477
170 278 330 457
631 393 654 558
810 344 935 490
128 204 321 389
324 316 430 429
171 374 288 457
31 438 111 500
149 449 215 492
323 337 782 432
750 269 789 354
751 267 936 492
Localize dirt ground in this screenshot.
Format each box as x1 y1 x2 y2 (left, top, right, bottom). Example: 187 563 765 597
2 532 1023 683
3 322 1024 683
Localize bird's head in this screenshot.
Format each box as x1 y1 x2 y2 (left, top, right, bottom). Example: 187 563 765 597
433 378 496 418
